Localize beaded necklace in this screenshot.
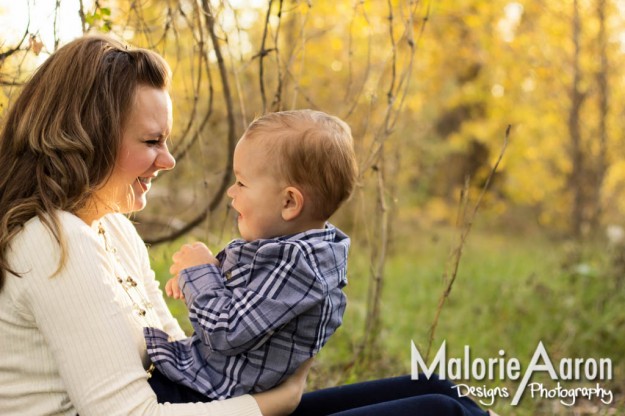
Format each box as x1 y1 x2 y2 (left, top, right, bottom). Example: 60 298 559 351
97 222 160 328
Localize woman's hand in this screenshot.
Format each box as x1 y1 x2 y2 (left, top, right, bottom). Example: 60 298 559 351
252 358 313 416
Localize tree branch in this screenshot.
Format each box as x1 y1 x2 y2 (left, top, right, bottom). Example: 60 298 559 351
0 28 30 63
145 0 236 245
258 0 274 113
425 125 511 361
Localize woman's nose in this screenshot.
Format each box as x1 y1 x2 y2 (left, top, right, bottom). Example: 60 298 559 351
156 145 176 170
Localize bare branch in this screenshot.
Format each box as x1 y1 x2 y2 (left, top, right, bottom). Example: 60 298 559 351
356 0 418 366
592 0 608 228
269 0 284 112
386 0 397 107
224 2 250 127
343 2 372 120
425 126 511 361
145 0 236 245
153 6 174 48
360 0 424 173
259 0 274 113
569 0 586 237
288 1 312 108
0 80 24 87
170 3 208 155
0 27 30 63
78 0 87 33
53 0 61 50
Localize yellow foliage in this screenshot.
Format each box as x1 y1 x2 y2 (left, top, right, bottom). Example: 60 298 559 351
423 197 456 224
2 0 625 236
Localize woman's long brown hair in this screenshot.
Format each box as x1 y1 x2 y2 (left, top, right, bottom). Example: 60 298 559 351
0 35 171 291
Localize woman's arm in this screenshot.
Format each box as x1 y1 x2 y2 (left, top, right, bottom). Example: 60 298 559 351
253 358 313 416
16 214 260 416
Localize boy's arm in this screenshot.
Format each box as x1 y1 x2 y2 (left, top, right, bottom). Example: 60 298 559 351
179 242 327 355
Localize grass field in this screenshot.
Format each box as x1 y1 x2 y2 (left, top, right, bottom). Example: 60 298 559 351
148 220 625 415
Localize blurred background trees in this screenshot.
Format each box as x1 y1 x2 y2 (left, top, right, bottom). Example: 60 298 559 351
6 0 625 239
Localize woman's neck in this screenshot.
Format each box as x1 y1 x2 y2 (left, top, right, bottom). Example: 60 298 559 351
76 210 105 226
75 199 114 225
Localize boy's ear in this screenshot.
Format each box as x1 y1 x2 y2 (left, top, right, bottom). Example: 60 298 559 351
281 186 304 221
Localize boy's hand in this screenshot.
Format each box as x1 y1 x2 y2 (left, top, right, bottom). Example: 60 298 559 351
167 242 219 299
165 276 184 300
170 242 219 274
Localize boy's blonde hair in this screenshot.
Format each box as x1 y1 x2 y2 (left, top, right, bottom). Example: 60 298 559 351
243 109 358 220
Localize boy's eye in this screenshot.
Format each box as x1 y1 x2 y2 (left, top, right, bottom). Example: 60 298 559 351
236 181 245 187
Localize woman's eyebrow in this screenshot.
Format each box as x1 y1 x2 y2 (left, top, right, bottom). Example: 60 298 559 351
144 131 169 139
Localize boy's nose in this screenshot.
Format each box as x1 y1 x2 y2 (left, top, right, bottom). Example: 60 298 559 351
226 183 236 199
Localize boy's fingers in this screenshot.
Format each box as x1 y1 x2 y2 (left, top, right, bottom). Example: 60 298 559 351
192 241 210 252
172 279 182 299
165 279 173 297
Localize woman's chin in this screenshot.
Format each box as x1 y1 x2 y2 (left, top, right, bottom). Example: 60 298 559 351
132 198 147 212
126 193 148 213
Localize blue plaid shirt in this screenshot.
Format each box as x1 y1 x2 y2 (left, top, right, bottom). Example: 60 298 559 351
144 224 349 400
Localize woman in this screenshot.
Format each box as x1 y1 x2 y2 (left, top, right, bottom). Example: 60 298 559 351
0 35 493 416
0 35 306 416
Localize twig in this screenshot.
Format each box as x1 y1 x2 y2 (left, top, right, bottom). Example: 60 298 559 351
270 0 284 112
259 0 274 113
171 1 215 161
425 125 511 361
0 25 30 63
144 0 235 245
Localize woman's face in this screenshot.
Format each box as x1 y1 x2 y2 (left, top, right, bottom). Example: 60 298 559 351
94 86 175 217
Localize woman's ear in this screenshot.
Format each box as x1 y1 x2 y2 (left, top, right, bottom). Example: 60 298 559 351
281 186 304 221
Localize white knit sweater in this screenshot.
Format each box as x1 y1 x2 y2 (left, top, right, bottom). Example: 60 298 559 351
0 211 261 416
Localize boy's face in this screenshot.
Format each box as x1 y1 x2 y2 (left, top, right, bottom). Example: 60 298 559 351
226 137 287 241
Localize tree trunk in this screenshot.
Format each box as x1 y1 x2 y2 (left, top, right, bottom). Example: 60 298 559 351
592 0 608 229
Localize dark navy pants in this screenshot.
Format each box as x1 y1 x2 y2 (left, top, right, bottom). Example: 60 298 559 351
293 374 489 416
149 368 212 404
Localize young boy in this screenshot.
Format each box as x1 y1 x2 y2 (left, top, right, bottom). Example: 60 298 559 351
144 109 358 400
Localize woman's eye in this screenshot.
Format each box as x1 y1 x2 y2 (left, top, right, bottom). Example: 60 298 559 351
146 140 160 146
236 181 245 187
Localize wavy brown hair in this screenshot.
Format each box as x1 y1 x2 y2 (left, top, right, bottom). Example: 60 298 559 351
0 35 171 291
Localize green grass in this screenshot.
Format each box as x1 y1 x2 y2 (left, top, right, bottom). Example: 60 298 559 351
147 224 625 415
